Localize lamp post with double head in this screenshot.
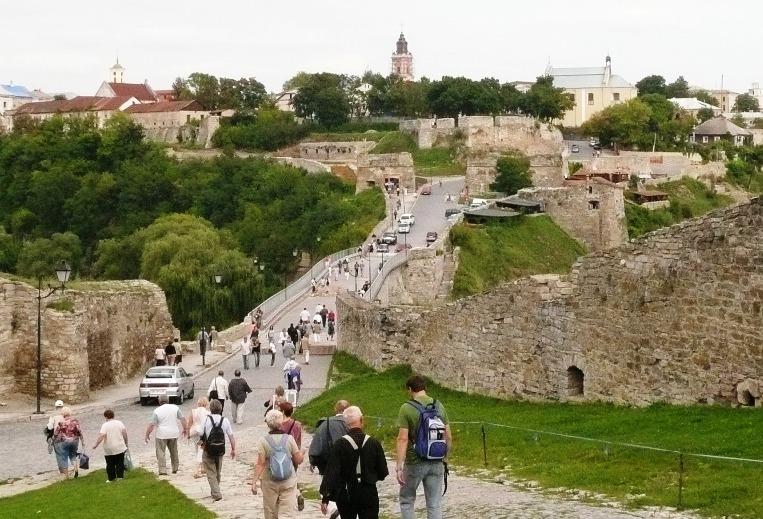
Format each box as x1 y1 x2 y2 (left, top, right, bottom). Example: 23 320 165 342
35 261 71 414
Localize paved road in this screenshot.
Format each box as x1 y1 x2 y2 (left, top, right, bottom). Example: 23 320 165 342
391 177 464 248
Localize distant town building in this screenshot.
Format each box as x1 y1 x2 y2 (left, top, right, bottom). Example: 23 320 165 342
748 82 763 108
154 89 178 102
391 32 414 81
0 84 53 114
669 97 722 119
692 116 751 146
11 96 139 127
274 90 298 112
546 56 637 127
508 81 534 94
711 90 738 112
96 80 157 103
109 59 125 83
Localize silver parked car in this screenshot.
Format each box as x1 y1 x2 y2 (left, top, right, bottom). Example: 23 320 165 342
139 366 194 405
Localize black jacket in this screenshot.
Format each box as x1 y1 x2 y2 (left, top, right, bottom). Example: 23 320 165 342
319 427 389 504
227 377 251 404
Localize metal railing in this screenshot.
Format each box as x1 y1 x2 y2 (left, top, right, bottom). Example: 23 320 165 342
251 246 360 321
362 251 408 302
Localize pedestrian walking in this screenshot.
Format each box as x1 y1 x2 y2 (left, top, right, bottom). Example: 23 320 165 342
311 278 317 295
144 394 187 476
91 409 128 483
255 308 264 328
197 327 209 359
207 371 230 412
252 336 262 368
264 386 286 415
268 325 276 345
354 261 360 278
344 260 350 280
359 261 364 275
288 323 299 346
300 308 310 325
201 399 236 502
269 339 277 366
187 397 210 478
302 334 311 365
396 375 452 519
308 400 350 475
210 326 219 350
45 400 65 454
155 344 167 366
311 320 322 343
52 407 83 479
228 370 253 425
242 334 252 370
282 336 297 359
251 409 304 518
328 321 335 341
320 406 389 519
320 304 329 328
165 340 177 366
278 401 306 511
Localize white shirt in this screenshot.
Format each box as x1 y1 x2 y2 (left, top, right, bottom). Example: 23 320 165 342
300 309 310 322
208 376 229 400
241 337 252 355
313 313 322 323
47 413 63 432
283 359 299 373
100 419 127 455
155 348 166 360
315 304 323 314
151 404 183 440
202 413 234 438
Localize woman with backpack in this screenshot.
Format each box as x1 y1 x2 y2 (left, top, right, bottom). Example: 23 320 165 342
252 409 304 517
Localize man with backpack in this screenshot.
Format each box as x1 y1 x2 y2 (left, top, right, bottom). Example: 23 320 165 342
252 409 305 517
396 375 451 519
201 399 236 502
309 400 350 475
319 406 388 519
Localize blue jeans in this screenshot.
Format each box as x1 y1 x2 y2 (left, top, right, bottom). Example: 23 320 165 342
400 461 444 519
53 439 79 472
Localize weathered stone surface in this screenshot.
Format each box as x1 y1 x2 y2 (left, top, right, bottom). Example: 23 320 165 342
0 278 174 403
337 198 763 407
356 152 415 193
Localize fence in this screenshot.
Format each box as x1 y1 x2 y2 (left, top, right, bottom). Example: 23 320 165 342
357 414 762 512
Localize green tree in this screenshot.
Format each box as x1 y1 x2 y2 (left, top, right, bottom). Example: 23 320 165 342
16 232 82 279
731 113 747 128
692 89 719 106
212 108 308 151
490 153 533 195
696 107 716 123
174 73 267 110
636 75 667 96
292 73 351 128
665 76 690 98
0 228 20 273
733 93 760 112
523 76 574 122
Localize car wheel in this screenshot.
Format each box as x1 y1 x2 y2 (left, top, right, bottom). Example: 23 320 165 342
140 397 149 406
189 386 195 399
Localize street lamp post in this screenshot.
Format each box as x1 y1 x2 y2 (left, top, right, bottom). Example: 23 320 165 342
202 273 222 367
35 261 71 414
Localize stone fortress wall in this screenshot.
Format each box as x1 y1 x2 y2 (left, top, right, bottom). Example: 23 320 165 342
400 115 567 192
299 141 376 162
337 197 763 407
355 152 415 194
0 278 174 403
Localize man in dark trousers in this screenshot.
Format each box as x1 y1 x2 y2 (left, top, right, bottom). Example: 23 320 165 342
319 406 388 519
227 370 252 425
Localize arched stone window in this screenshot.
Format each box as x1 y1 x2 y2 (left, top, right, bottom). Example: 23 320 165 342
567 366 584 396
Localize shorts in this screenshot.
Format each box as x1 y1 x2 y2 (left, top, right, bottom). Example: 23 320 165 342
54 439 79 471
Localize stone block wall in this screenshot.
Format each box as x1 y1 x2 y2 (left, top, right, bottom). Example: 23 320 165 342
337 198 763 407
299 141 376 162
517 178 627 251
0 278 174 403
356 152 415 193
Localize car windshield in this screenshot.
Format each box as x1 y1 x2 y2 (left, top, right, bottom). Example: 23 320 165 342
146 369 175 379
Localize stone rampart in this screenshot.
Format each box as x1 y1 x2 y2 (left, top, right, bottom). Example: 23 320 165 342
356 153 415 193
299 141 375 162
0 278 174 403
337 198 763 407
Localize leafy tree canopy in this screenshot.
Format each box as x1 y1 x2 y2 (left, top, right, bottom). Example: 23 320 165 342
733 93 760 113
173 73 267 111
292 73 351 128
490 153 533 195
636 75 667 96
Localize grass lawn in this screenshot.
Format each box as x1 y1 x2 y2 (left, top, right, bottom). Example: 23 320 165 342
0 468 213 518
296 356 763 518
369 132 417 154
625 178 735 238
449 215 587 298
412 148 465 176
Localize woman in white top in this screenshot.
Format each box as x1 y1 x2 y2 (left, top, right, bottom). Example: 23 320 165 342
155 347 167 366
91 409 128 482
187 397 210 478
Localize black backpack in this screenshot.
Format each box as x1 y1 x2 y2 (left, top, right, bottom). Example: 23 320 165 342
203 415 226 456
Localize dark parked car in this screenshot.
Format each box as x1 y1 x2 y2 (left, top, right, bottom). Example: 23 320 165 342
382 231 397 245
426 231 438 243
376 242 390 253
571 144 580 153
445 208 462 218
420 184 432 195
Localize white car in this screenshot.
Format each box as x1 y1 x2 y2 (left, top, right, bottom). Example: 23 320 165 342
398 213 415 226
139 366 195 405
397 223 411 234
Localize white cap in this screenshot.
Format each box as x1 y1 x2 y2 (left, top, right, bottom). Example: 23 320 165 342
54 400 64 407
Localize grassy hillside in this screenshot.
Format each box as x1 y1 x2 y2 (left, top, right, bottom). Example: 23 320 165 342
450 215 586 298
369 131 417 154
296 354 763 518
625 178 734 238
412 147 465 176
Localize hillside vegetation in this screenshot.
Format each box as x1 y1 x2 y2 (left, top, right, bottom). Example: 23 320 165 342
625 178 734 238
449 215 586 298
297 354 763 519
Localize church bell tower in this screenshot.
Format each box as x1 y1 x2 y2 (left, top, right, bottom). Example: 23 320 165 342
391 33 414 81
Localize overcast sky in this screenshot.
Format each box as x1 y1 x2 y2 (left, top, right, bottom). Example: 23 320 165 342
3 0 760 95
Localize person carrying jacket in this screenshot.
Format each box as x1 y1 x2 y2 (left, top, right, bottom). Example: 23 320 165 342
320 406 388 519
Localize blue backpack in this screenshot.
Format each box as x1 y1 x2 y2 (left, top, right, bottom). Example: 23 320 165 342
407 399 448 460
265 434 294 481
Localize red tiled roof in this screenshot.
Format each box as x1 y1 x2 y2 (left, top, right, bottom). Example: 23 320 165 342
13 96 133 115
107 82 156 102
125 100 204 113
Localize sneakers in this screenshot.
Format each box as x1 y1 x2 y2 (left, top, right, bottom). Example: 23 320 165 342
297 494 305 511
105 480 111 483
212 496 222 502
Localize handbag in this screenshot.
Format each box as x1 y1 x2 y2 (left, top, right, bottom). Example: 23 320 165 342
209 378 220 401
78 452 90 470
124 449 133 471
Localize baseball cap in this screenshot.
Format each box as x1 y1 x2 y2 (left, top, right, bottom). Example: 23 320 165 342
54 400 64 407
